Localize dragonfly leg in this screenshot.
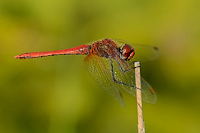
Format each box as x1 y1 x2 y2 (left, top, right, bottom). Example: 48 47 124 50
110 59 140 89
116 60 140 74
116 61 132 73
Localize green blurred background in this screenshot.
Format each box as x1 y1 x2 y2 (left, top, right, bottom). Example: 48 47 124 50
1 0 200 133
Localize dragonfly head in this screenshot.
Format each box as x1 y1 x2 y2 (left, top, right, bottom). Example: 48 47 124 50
120 44 135 61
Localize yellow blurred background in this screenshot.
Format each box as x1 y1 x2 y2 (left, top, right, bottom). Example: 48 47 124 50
1 0 200 133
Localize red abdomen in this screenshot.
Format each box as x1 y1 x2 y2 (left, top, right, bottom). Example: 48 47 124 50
14 45 91 59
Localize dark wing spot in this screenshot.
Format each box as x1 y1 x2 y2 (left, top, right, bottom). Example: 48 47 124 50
153 47 159 51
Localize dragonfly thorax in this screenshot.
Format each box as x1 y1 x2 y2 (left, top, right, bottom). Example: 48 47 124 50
120 44 135 61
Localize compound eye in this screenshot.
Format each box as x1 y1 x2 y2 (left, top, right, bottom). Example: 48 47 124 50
120 44 135 61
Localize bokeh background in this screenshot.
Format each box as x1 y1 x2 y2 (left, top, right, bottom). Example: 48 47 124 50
1 0 200 133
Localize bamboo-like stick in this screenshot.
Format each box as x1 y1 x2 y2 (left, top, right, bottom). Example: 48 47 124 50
135 61 145 133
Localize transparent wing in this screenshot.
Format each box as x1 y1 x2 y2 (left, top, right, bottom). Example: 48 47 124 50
84 53 156 106
110 58 157 104
112 39 160 62
84 53 126 107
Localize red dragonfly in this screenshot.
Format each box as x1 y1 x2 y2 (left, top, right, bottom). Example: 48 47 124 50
15 38 159 106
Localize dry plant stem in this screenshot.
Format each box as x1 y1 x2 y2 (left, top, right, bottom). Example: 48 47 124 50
135 62 145 133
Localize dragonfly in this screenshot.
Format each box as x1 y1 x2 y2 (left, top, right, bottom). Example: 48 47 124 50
14 38 159 107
